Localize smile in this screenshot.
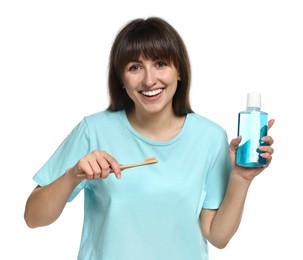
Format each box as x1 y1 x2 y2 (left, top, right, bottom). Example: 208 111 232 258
141 88 163 97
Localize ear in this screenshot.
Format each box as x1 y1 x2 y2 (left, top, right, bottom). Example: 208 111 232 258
177 73 181 81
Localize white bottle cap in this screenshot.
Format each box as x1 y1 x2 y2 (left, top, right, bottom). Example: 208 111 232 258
247 92 261 108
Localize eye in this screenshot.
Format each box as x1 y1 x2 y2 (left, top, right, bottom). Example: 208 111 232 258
128 64 141 71
156 60 168 68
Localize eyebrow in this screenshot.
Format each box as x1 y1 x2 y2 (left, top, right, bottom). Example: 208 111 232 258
127 59 141 63
127 56 168 63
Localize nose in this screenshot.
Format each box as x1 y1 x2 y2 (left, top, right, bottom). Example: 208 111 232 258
142 68 157 88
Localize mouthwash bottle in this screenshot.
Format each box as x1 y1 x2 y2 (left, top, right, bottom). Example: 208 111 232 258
236 92 268 168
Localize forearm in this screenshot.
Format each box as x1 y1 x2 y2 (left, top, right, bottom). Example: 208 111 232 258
205 172 251 248
24 169 82 228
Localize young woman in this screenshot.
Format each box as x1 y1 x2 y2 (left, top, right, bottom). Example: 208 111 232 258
24 17 274 260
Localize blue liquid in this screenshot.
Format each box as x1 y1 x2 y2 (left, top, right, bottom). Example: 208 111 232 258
236 110 268 168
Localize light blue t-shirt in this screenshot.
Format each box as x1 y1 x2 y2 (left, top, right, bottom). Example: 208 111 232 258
34 110 231 260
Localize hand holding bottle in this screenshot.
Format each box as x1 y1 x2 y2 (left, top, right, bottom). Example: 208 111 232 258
236 93 270 167
230 118 275 181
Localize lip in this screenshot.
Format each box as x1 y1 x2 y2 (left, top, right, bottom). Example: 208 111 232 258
140 88 163 96
140 88 164 101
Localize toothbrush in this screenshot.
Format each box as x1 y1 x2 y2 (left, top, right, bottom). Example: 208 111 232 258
76 157 158 178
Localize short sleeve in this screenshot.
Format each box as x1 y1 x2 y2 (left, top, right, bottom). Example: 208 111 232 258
33 118 90 201
202 130 231 209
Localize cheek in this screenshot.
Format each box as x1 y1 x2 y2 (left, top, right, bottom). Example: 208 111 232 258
121 73 129 86
124 87 138 101
122 76 139 90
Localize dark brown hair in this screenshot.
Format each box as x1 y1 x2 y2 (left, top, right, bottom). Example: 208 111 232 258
107 17 193 116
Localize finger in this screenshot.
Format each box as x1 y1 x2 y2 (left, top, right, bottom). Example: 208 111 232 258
229 137 242 166
100 151 121 179
260 152 272 165
268 119 275 130
261 136 274 146
85 150 114 179
259 145 274 155
87 151 114 179
230 136 242 151
75 157 95 179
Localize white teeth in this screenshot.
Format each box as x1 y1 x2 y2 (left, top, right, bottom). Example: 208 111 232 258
141 89 163 96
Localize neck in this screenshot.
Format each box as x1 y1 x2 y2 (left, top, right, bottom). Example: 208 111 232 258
127 108 185 142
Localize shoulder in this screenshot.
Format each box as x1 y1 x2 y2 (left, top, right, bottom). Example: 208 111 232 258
80 110 126 136
188 113 226 136
84 110 123 125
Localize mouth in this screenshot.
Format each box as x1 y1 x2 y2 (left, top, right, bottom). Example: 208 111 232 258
140 88 164 97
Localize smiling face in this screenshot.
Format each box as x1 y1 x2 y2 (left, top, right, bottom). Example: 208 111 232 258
108 17 192 116
121 55 180 117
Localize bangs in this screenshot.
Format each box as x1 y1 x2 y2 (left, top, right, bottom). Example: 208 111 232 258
115 22 179 75
125 32 176 63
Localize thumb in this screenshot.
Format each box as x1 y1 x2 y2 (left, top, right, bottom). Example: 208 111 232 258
229 136 241 165
230 136 242 151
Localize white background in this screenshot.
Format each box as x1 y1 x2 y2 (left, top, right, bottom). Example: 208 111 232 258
1 0 302 259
